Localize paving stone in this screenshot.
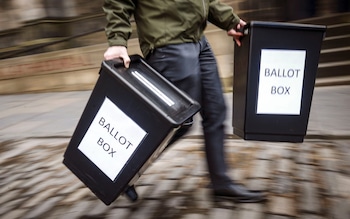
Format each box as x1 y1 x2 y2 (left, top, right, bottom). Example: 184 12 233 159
23 196 62 219
19 171 53 188
182 213 206 219
297 164 315 181
188 158 207 177
255 148 273 160
266 215 292 219
56 200 96 219
85 200 112 217
0 179 25 194
268 196 296 216
193 188 213 209
247 178 269 192
146 180 178 200
237 209 264 219
128 200 162 219
239 202 265 219
0 141 39 161
22 183 46 196
56 179 84 195
271 174 294 194
137 173 161 186
166 166 188 180
1 172 24 186
267 145 289 158
300 143 315 153
276 159 294 173
240 203 264 211
165 196 187 209
229 168 246 182
178 176 202 193
281 148 294 159
251 160 270 178
208 208 236 219
318 148 339 172
43 157 64 169
161 196 189 217
135 184 153 198
295 151 314 165
336 140 350 174
106 208 130 219
328 197 350 219
1 209 28 219
60 187 93 204
21 170 44 181
298 182 321 213
0 189 21 206
334 174 350 196
0 197 27 216
320 170 341 196
22 187 60 208
299 214 325 219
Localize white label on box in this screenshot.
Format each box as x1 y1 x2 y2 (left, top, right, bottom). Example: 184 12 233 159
256 49 306 115
78 97 147 181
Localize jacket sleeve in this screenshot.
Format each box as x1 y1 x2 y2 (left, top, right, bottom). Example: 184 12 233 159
103 0 136 47
208 0 241 31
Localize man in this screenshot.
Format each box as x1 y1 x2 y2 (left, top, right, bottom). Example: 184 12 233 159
103 0 266 203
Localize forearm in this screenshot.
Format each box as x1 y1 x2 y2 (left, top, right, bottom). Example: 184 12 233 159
103 0 136 47
208 0 241 31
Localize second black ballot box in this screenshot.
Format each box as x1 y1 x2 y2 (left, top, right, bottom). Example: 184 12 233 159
233 21 326 142
63 55 200 205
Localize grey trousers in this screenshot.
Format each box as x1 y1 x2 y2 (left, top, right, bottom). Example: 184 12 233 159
146 36 232 188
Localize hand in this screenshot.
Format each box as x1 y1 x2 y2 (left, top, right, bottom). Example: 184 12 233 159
227 19 247 47
104 46 131 68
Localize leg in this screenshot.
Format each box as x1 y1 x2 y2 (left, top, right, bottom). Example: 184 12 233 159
146 43 202 146
147 39 266 203
198 37 266 203
197 37 232 188
147 38 234 187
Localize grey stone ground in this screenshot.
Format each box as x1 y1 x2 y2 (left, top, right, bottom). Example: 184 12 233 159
1 85 350 219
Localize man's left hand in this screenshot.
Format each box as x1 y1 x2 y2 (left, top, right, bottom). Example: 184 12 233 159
227 19 247 47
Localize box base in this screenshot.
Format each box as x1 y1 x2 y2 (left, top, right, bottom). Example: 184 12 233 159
233 128 304 143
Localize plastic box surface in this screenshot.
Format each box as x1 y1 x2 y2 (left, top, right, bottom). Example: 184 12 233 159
63 55 200 205
233 21 326 142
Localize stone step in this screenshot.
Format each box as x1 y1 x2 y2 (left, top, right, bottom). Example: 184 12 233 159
295 12 350 25
297 13 350 79
319 46 350 63
322 34 350 50
325 23 350 37
317 60 350 77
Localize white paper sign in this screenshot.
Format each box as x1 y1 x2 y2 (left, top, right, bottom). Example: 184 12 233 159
78 97 147 181
256 49 306 115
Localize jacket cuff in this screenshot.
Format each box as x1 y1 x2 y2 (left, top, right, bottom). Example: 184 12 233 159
107 37 128 47
226 16 241 31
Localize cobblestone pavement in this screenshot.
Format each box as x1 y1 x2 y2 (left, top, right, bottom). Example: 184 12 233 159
1 137 350 219
1 85 350 218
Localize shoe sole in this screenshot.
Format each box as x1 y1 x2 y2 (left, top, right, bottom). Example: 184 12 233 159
213 195 267 203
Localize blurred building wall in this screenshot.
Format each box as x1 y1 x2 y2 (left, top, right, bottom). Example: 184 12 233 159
0 0 348 94
1 0 347 55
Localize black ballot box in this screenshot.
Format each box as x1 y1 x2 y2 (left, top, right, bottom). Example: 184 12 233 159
233 21 326 142
63 55 200 205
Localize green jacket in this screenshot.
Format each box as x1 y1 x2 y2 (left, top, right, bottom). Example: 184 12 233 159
103 0 240 57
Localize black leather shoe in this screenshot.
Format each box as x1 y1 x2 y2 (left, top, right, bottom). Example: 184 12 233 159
213 184 267 203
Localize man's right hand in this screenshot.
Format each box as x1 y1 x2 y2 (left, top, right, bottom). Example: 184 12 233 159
103 46 131 68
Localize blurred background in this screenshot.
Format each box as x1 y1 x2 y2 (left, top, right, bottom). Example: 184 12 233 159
0 0 349 94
